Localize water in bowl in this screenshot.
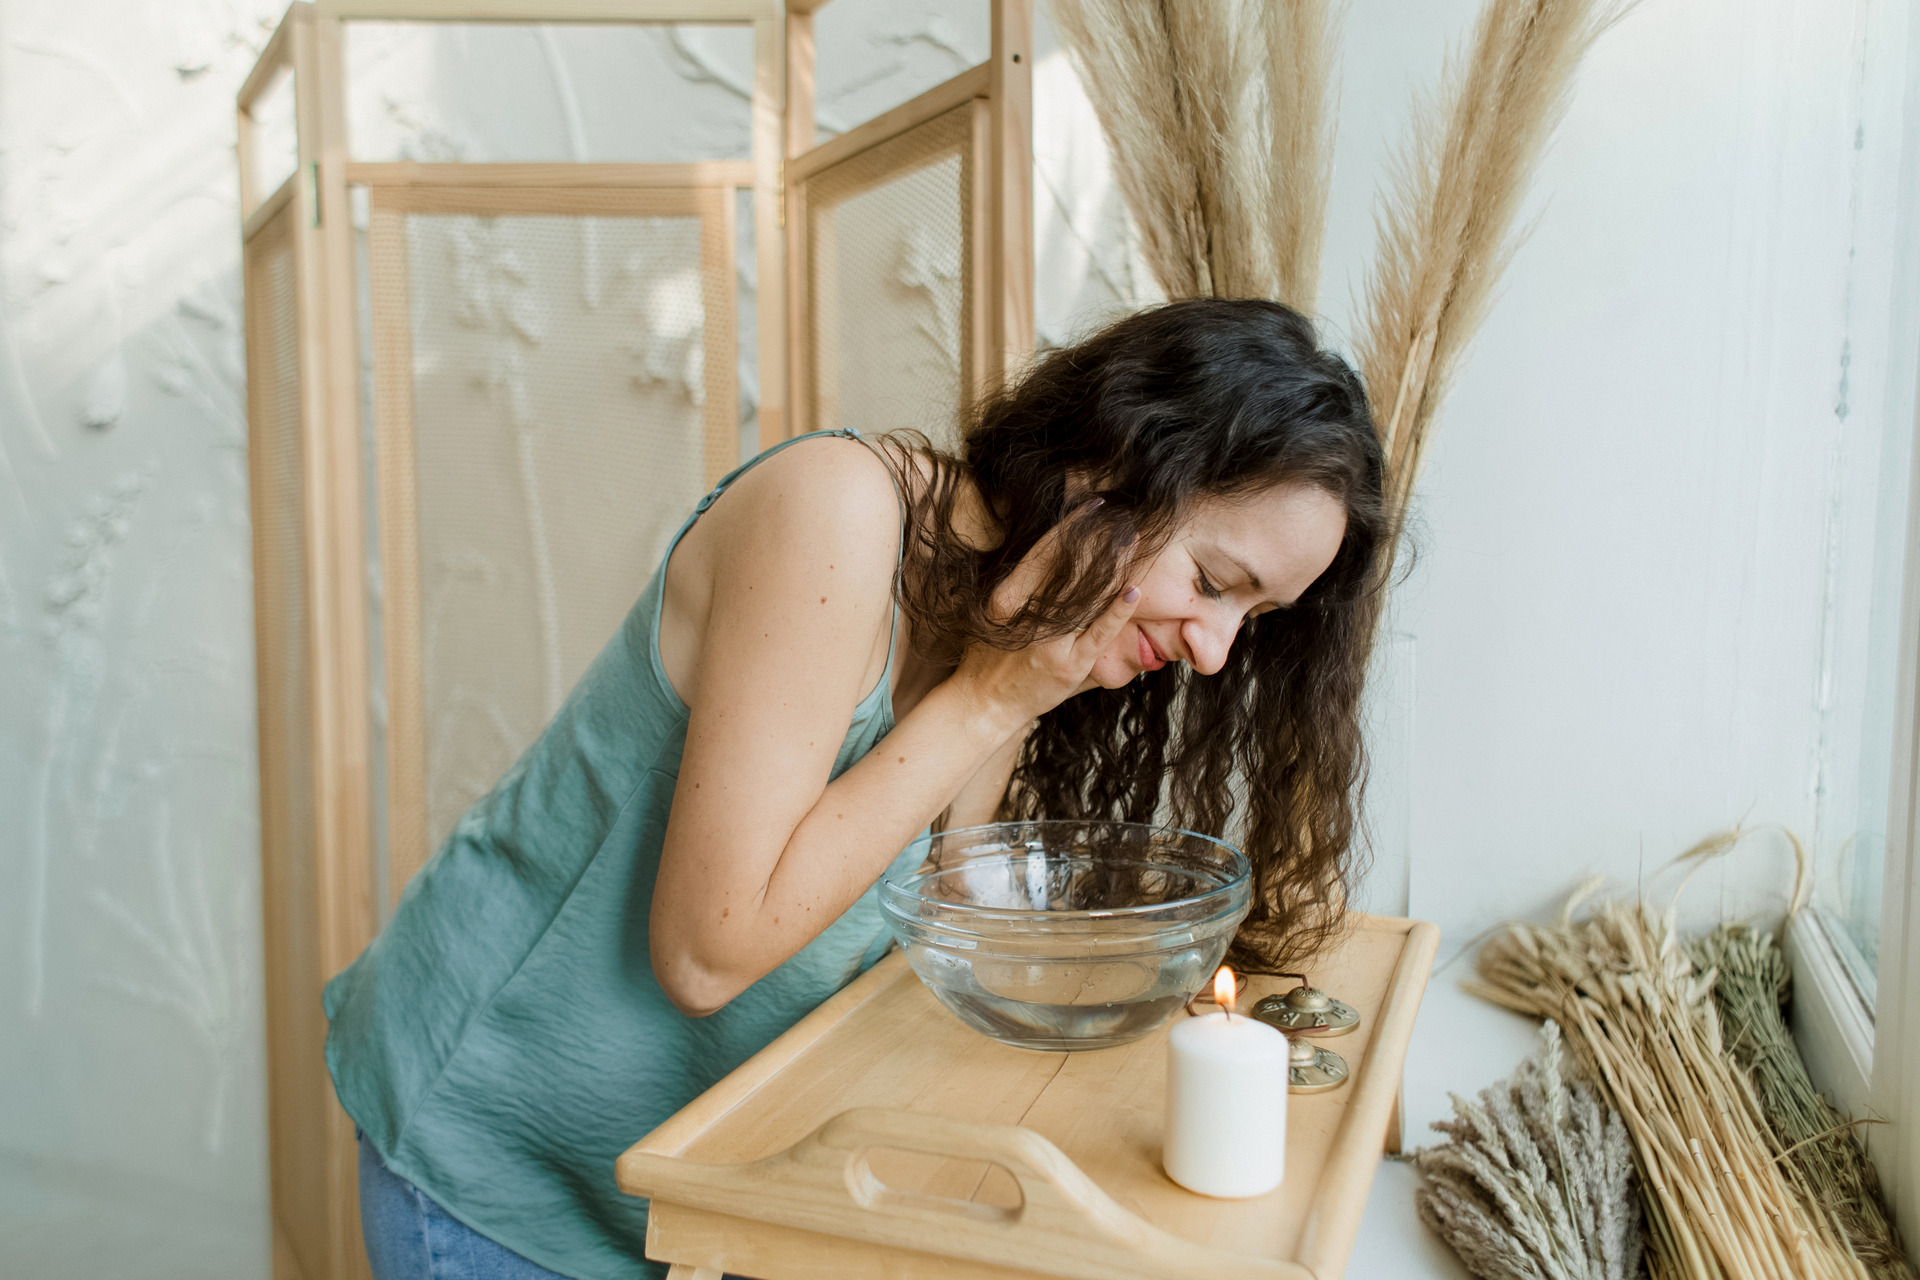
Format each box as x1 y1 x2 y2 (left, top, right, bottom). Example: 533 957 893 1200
883 828 1251 1050
908 946 1214 1051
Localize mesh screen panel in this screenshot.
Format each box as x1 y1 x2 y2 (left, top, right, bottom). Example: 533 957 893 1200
370 191 732 857
241 205 326 1253
806 104 972 451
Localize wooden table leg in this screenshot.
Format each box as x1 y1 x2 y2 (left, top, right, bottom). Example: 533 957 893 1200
664 1266 723 1280
1384 1081 1405 1155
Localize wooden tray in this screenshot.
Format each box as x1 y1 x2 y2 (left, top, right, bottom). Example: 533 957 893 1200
616 913 1440 1280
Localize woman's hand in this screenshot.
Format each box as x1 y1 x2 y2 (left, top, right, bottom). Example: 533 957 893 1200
947 505 1140 731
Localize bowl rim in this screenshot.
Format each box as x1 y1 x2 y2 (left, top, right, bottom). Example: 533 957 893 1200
878 819 1252 926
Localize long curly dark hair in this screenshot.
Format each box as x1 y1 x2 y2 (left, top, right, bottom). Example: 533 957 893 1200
884 297 1388 971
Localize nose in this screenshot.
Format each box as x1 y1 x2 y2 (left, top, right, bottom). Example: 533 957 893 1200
1181 606 1240 676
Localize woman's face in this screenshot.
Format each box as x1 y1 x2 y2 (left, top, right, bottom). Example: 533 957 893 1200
1085 482 1348 688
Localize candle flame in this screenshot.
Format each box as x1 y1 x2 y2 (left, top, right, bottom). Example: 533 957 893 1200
1214 965 1236 1017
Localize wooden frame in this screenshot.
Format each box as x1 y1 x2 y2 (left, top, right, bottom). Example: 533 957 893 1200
783 0 1032 440
314 0 788 450
343 160 755 188
787 65 988 187
791 97 981 438
244 187 342 1280
241 9 379 1280
237 6 296 225
361 173 740 899
243 174 299 247
987 0 1033 380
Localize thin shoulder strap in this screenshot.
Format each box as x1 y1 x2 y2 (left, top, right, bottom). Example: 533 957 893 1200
681 428 908 677
689 428 839 515
837 428 909 676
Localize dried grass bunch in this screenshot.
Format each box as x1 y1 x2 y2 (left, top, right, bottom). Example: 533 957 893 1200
1415 1020 1644 1280
1055 0 1630 551
1692 924 1914 1280
1358 0 1633 552
1050 0 1335 311
1470 882 1872 1279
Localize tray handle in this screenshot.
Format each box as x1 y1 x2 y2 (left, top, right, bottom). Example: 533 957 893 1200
619 1106 1303 1280
808 1106 1136 1225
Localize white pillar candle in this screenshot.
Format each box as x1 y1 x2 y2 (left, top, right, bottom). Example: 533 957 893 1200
1163 978 1289 1198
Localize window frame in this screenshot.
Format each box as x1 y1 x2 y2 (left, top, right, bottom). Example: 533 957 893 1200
1782 5 1920 1254
1863 395 1920 1249
1792 277 1920 1248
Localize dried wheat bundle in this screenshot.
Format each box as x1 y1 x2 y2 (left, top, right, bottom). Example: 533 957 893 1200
1050 0 1335 311
1415 1019 1644 1280
1692 924 1915 1280
1358 0 1631 548
1469 886 1871 1279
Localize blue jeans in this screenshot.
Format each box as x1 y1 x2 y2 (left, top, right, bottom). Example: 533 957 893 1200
357 1132 578 1280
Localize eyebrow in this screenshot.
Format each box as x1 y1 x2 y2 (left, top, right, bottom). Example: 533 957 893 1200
1211 544 1300 609
1219 549 1263 593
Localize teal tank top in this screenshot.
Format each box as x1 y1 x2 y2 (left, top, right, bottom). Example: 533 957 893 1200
324 430 922 1280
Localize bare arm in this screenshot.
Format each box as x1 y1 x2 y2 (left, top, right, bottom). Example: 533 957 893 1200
942 719 1032 831
649 443 1131 1015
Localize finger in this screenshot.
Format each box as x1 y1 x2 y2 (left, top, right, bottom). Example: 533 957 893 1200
1073 584 1140 663
990 497 1105 619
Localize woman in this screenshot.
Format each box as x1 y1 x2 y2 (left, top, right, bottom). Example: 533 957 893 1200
327 297 1387 1280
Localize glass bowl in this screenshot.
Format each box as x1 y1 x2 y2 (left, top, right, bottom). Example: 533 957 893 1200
879 820 1252 1051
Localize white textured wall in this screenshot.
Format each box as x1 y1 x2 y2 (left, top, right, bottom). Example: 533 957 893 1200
1313 0 1919 942
0 2 284 1275
3 0 1912 1276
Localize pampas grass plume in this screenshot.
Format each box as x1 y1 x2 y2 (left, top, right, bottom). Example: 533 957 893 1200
1051 0 1334 313
1360 0 1633 546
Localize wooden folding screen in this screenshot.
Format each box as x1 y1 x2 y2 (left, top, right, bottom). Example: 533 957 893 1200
785 0 1033 448
238 4 1029 1279
243 188 342 1280
241 12 377 1279
356 168 745 903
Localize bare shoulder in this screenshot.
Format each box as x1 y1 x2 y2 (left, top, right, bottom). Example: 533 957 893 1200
704 434 903 567
660 436 906 708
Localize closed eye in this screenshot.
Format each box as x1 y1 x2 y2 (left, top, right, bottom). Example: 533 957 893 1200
1195 569 1225 600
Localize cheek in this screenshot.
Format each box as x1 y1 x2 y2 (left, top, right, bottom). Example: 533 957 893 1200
1089 624 1140 686
1135 561 1190 607
1110 569 1172 625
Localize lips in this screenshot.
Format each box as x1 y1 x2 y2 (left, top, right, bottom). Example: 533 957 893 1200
1136 627 1167 673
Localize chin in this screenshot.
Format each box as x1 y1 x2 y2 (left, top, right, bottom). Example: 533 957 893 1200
1090 653 1142 689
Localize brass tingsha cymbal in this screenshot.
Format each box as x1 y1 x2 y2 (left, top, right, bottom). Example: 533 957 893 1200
1251 978 1360 1038
1286 1033 1349 1094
